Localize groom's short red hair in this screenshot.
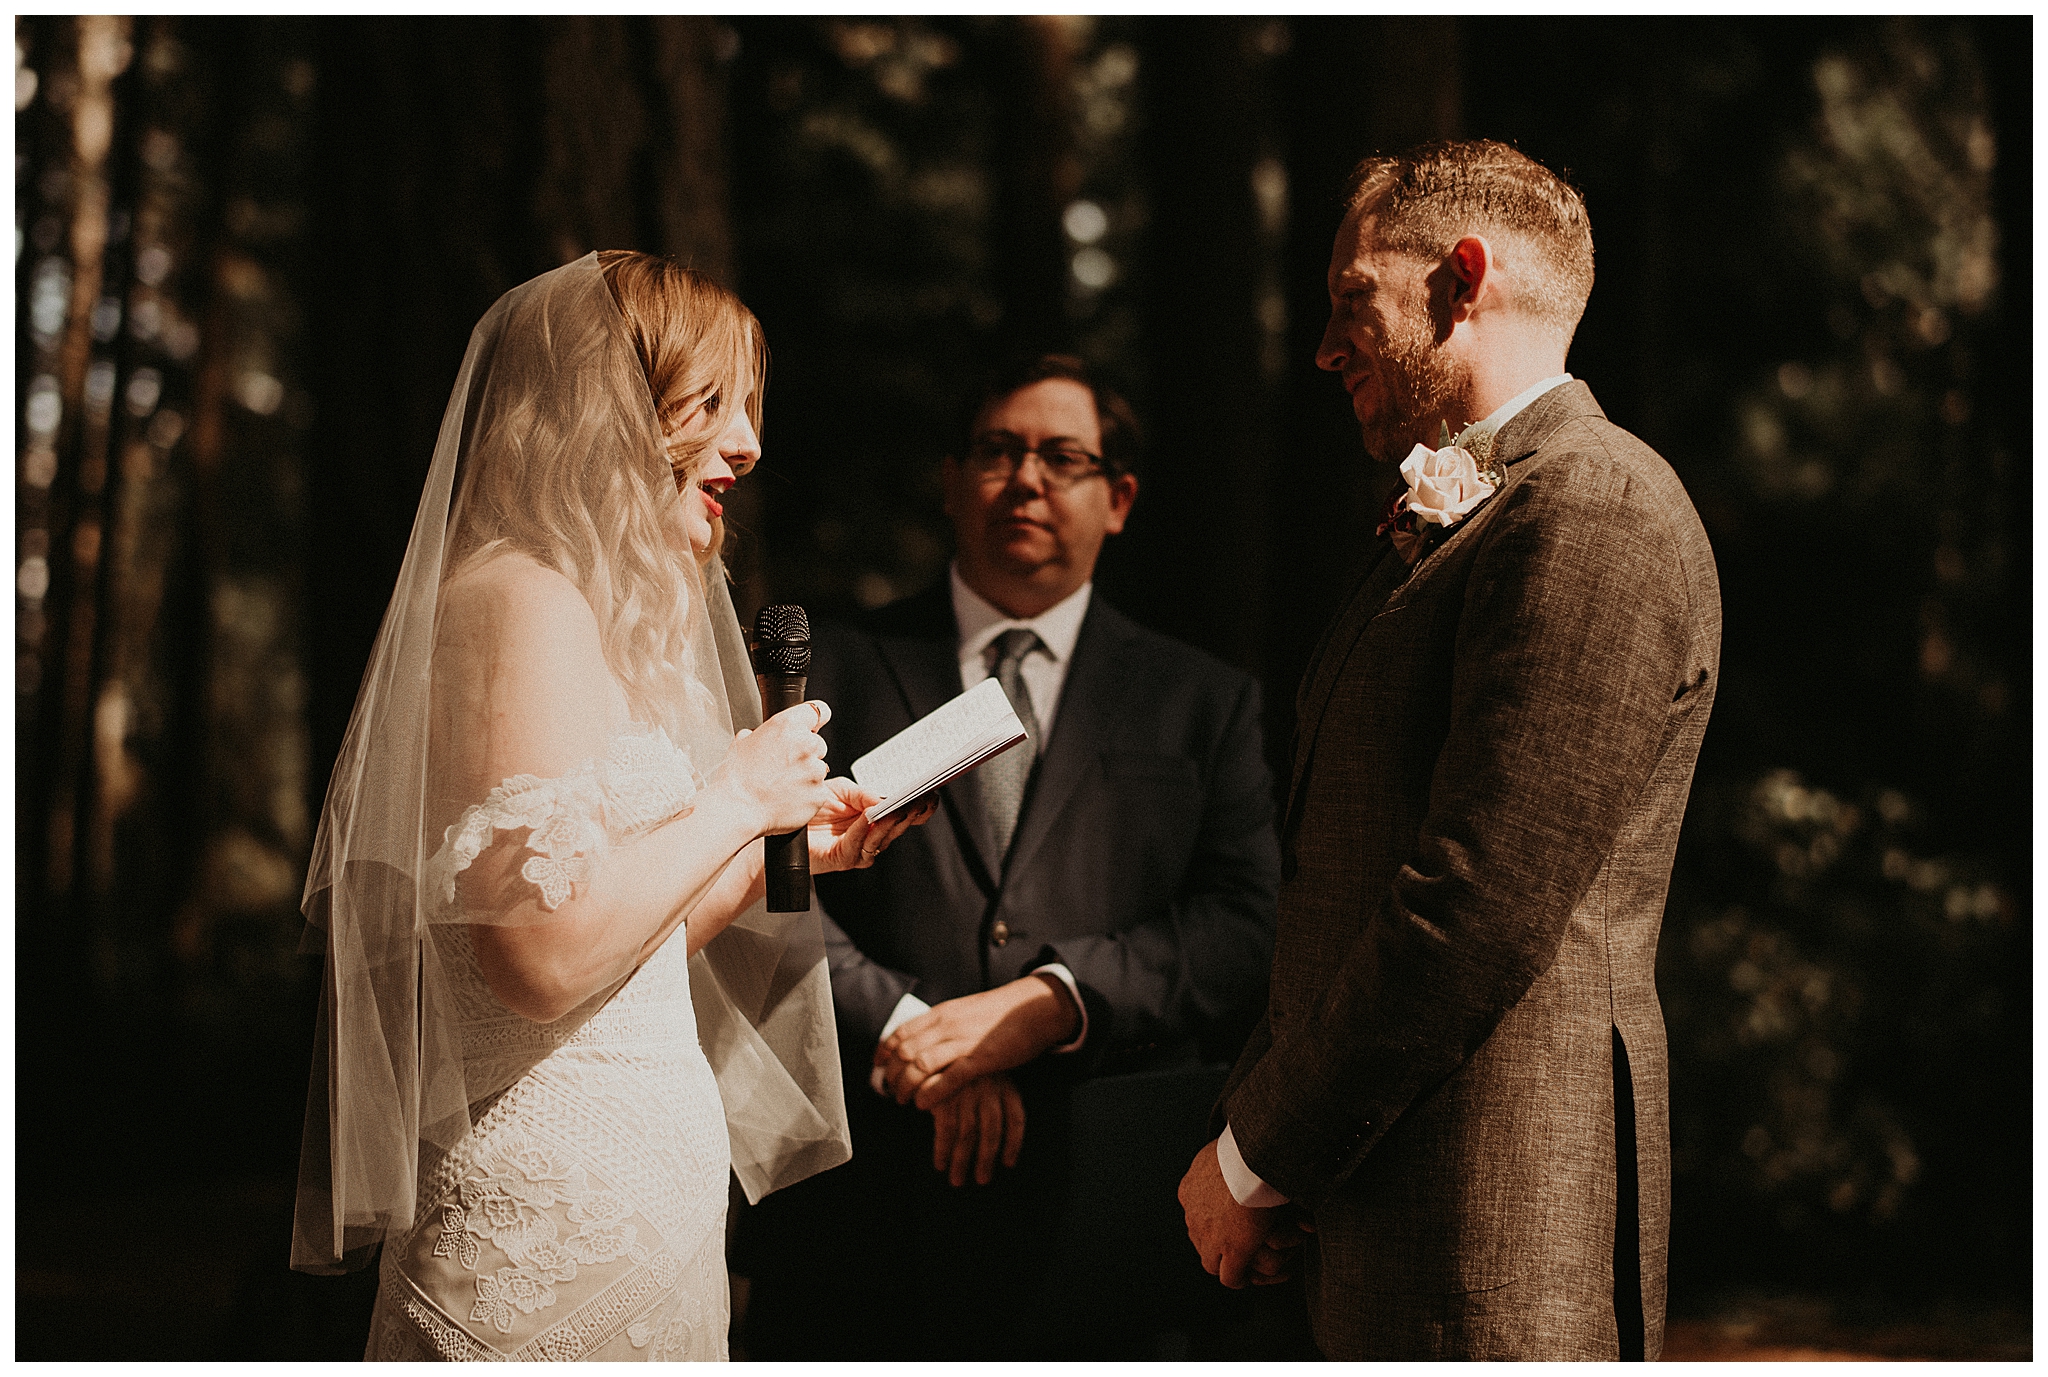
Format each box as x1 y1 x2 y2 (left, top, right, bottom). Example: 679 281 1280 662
1343 139 1595 337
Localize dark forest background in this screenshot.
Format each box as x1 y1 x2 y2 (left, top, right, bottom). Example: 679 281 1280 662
13 16 2030 1359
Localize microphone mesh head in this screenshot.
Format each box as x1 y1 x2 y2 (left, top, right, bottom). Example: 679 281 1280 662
752 603 811 675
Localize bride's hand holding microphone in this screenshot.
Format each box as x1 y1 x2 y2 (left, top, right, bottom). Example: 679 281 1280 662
705 699 836 839
706 699 934 874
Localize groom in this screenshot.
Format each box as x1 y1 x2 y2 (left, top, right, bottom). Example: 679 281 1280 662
1179 140 1720 1359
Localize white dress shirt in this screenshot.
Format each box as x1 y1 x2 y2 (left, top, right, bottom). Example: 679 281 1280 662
869 566 1093 1093
949 562 1093 734
1217 373 1573 1208
1454 373 1572 456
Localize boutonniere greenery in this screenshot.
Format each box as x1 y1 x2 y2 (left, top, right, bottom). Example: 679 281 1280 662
1374 421 1507 566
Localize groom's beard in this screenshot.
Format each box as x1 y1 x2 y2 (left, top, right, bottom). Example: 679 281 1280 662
1358 312 1468 463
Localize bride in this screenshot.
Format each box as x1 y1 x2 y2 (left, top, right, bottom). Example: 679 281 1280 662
290 251 921 1360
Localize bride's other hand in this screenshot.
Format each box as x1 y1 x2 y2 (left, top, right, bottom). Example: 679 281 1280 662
808 779 937 874
702 700 834 837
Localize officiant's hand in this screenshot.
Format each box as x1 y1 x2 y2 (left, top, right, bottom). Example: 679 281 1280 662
928 1071 1025 1187
874 974 1080 1108
1180 1139 1311 1289
805 779 937 875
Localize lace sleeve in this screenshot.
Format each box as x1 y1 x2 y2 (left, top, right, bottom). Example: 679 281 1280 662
436 770 607 911
429 727 699 918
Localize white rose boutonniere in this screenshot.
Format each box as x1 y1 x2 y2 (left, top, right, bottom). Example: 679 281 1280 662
1375 422 1505 565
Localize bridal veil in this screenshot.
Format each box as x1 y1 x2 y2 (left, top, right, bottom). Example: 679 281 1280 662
291 253 849 1275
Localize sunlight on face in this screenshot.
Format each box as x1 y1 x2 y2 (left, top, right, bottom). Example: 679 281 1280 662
664 362 760 560
1317 211 1469 461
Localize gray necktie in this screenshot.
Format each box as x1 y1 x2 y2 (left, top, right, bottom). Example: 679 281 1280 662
980 627 1044 863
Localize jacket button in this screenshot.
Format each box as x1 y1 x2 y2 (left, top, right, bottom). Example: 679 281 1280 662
991 920 1010 947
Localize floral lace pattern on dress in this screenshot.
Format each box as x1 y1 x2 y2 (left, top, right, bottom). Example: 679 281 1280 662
628 1277 710 1358
431 1132 649 1335
430 726 700 913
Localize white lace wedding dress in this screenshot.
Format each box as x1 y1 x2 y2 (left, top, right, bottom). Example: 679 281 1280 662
364 727 731 1362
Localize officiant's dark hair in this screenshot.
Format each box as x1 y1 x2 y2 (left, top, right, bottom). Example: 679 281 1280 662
958 353 1143 479
1342 139 1595 336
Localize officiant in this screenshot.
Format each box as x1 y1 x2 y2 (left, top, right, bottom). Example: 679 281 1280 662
735 354 1281 1359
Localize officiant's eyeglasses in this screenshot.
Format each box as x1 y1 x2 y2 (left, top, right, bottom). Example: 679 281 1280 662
962 438 1109 490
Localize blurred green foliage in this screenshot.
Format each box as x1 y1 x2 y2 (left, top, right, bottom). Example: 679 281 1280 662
1663 767 2024 1285
729 17 1000 614
1656 20 2026 1296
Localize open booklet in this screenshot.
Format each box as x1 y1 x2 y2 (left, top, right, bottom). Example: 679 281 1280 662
848 676 1028 823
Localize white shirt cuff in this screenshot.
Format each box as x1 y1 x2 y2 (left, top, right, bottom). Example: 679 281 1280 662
869 992 932 1096
1028 963 1087 1053
1217 1123 1289 1208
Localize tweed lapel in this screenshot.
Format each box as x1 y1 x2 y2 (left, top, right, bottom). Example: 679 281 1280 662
1001 596 1130 882
870 587 1002 889
1287 542 1410 810
1490 377 1602 470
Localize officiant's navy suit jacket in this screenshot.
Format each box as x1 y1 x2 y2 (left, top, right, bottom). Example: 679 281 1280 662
808 582 1279 1070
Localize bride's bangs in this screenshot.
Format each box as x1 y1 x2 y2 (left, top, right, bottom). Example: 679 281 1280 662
658 307 756 491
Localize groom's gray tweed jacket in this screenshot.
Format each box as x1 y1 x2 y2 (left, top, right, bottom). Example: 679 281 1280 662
1219 381 1720 1359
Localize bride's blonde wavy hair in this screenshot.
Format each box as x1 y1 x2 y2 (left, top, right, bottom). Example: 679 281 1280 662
442 252 764 742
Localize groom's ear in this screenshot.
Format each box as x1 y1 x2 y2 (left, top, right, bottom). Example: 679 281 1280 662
1446 235 1494 319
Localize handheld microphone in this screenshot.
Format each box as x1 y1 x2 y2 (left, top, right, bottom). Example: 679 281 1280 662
752 603 813 912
